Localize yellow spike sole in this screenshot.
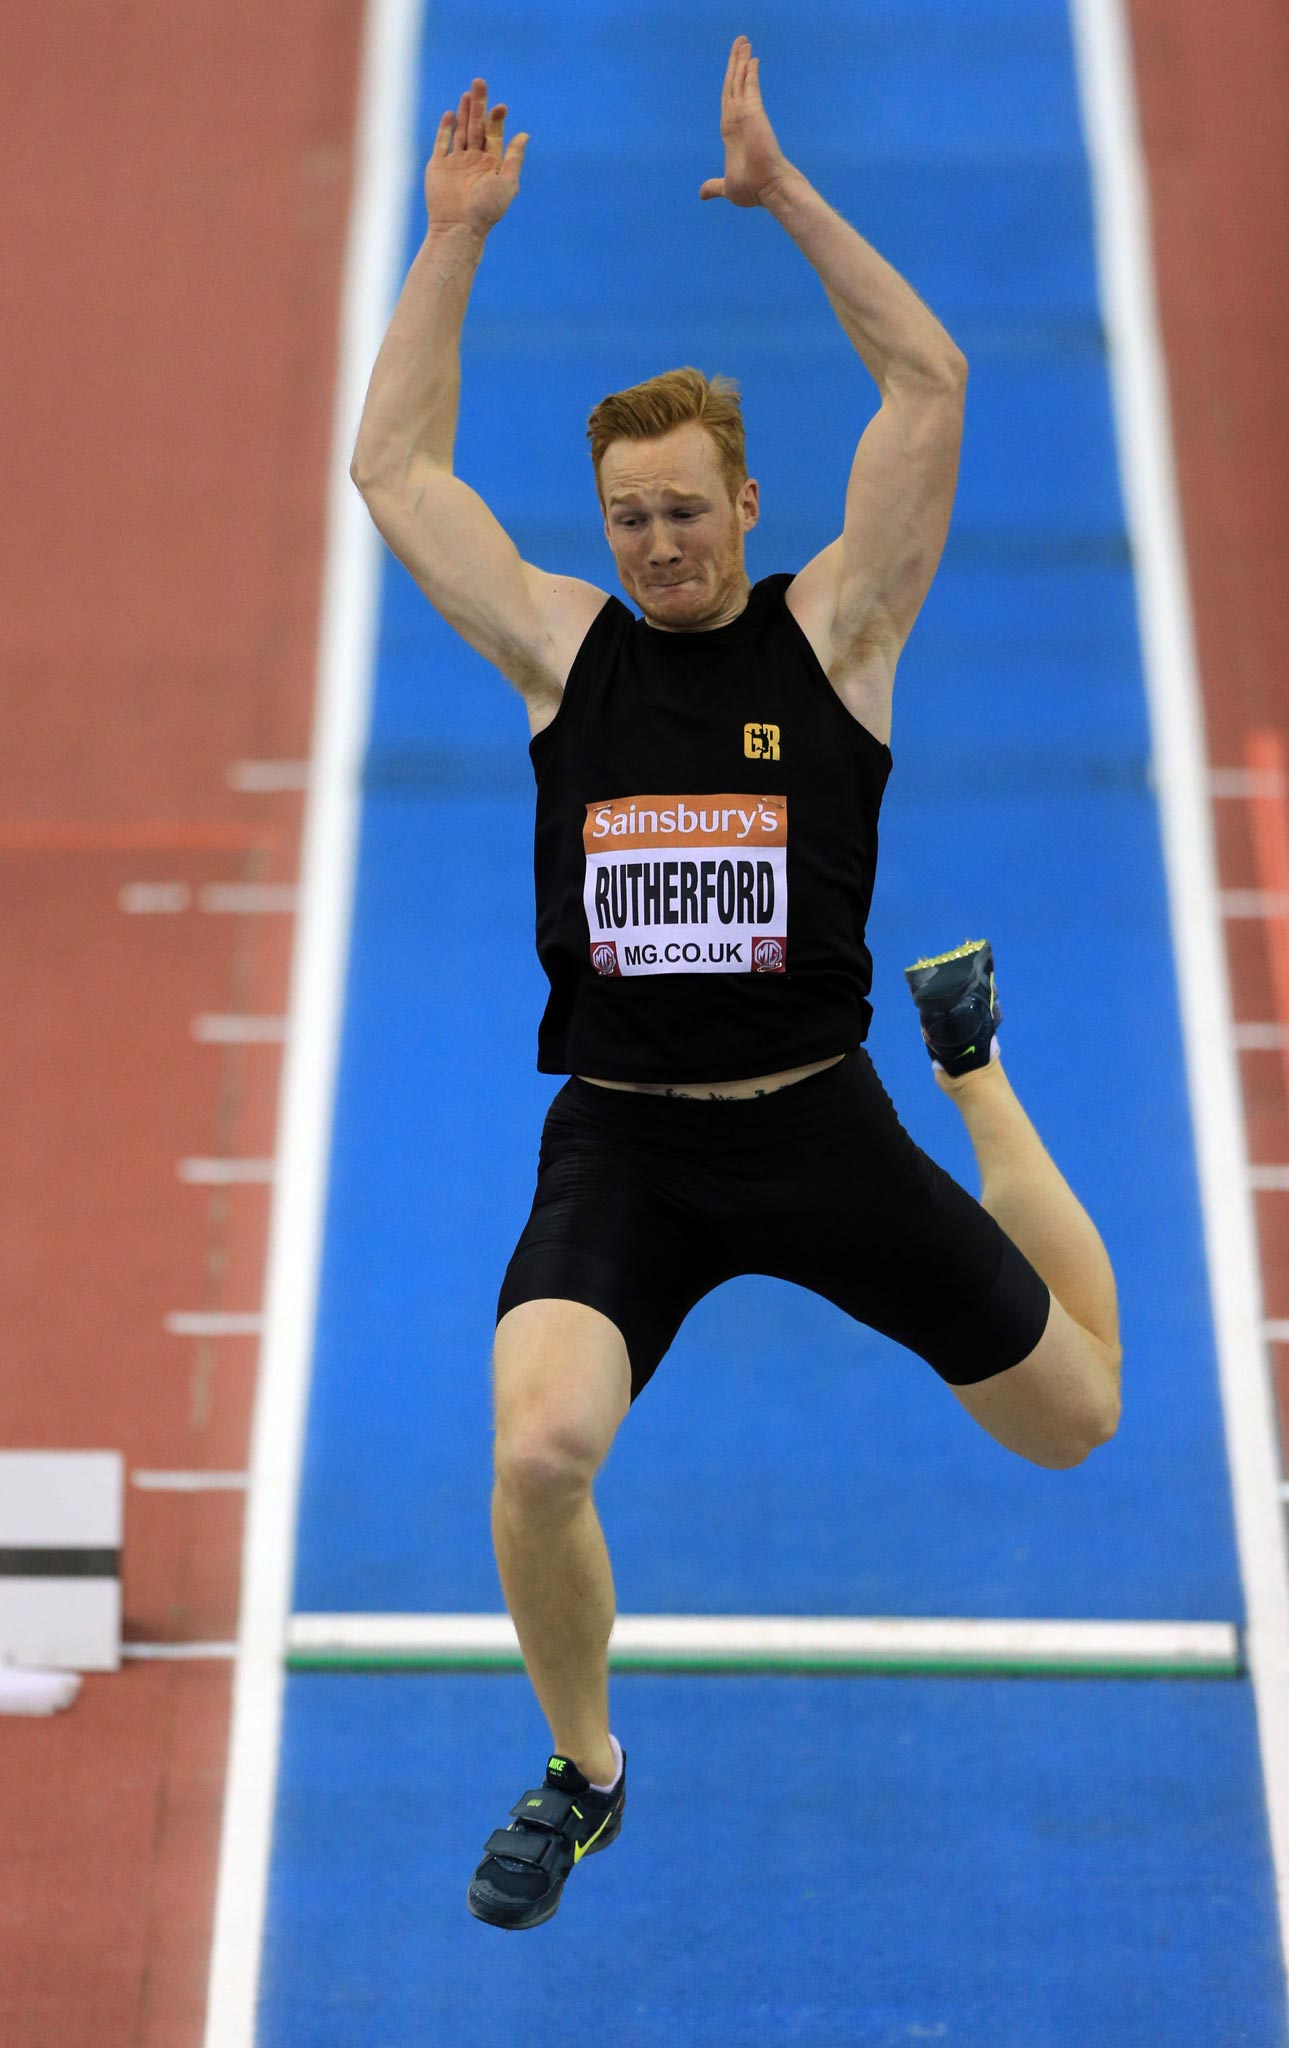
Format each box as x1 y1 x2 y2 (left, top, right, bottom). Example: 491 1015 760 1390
904 937 989 973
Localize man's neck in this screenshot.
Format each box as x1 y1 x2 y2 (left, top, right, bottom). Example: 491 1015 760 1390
641 586 751 633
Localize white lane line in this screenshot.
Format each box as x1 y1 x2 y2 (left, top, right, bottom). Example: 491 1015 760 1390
1250 1168 1289 1191
287 1612 1241 1677
199 884 300 914
1235 1025 1289 1051
191 1016 289 1043
119 883 192 913
227 762 312 793
1072 0 1289 1981
1222 890 1289 919
165 1313 264 1337
200 3 423 2041
131 1472 250 1490
122 1642 239 1659
1262 1324 1289 1345
179 1160 276 1184
1211 768 1287 799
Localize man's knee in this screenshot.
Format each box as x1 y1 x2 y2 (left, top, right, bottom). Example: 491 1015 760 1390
1035 1393 1120 1468
1018 1339 1122 1468
492 1297 632 1510
951 1298 1122 1468
493 1420 606 1510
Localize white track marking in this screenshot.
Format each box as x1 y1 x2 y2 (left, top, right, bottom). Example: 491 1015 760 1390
166 1313 264 1337
1222 890 1289 918
122 1642 239 1659
179 1161 276 1184
1071 0 1289 1979
191 1016 289 1043
227 762 313 793
199 884 300 914
1211 768 1287 799
1235 1025 1289 1051
288 1611 1240 1676
1262 1324 1289 1344
131 1472 250 1490
119 883 191 913
1250 1169 1289 1191
200 3 424 2042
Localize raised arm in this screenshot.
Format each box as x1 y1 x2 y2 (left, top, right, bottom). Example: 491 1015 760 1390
351 85 604 697
701 37 966 667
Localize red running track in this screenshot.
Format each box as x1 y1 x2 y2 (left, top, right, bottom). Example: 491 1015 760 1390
0 4 362 2041
1127 0 1289 1465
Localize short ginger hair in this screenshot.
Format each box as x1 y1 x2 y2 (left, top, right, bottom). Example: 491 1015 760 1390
586 366 749 513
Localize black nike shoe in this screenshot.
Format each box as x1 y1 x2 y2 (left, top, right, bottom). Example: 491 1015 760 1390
903 938 1002 1078
467 1749 627 1930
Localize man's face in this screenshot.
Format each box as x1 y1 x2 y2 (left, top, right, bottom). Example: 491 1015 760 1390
599 422 758 631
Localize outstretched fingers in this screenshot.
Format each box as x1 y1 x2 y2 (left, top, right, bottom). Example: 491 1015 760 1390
436 78 511 157
447 78 486 152
722 35 762 116
468 79 487 149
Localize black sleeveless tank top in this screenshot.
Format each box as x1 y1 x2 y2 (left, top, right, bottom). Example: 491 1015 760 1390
528 570 892 1082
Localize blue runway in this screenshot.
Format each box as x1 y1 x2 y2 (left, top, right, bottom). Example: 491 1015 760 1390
260 2 1289 2040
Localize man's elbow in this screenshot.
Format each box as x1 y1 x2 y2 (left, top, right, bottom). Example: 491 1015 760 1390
351 443 450 498
883 347 967 400
924 345 967 391
350 448 378 494
350 433 399 494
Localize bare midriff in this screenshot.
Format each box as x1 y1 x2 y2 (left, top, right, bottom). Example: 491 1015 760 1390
575 1054 847 1100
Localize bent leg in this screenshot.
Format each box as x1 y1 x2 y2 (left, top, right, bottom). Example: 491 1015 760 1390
935 1056 1122 1464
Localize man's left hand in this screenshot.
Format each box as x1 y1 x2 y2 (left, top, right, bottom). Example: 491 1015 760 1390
699 35 795 208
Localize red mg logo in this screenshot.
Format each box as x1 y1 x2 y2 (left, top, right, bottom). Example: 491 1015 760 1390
752 937 786 973
591 941 620 976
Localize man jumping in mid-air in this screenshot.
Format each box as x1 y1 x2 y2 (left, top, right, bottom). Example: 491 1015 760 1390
351 34 1122 1932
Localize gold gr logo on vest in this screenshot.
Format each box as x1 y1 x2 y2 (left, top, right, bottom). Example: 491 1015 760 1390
744 721 780 760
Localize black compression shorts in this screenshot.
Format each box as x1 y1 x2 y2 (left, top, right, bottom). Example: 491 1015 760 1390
495 1045 1051 1404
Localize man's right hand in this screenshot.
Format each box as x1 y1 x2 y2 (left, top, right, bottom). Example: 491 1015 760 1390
426 77 528 234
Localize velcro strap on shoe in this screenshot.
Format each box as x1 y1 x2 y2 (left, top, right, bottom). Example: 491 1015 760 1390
481 1825 562 1871
507 1785 576 1832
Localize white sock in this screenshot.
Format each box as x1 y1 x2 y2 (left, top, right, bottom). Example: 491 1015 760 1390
588 1731 623 1793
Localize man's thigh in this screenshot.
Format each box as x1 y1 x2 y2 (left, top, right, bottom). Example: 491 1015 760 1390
495 1087 731 1404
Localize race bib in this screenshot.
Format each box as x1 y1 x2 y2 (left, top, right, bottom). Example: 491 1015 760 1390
583 792 787 977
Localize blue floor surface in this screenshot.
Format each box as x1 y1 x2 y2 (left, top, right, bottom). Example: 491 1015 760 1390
260 1673 1287 2048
